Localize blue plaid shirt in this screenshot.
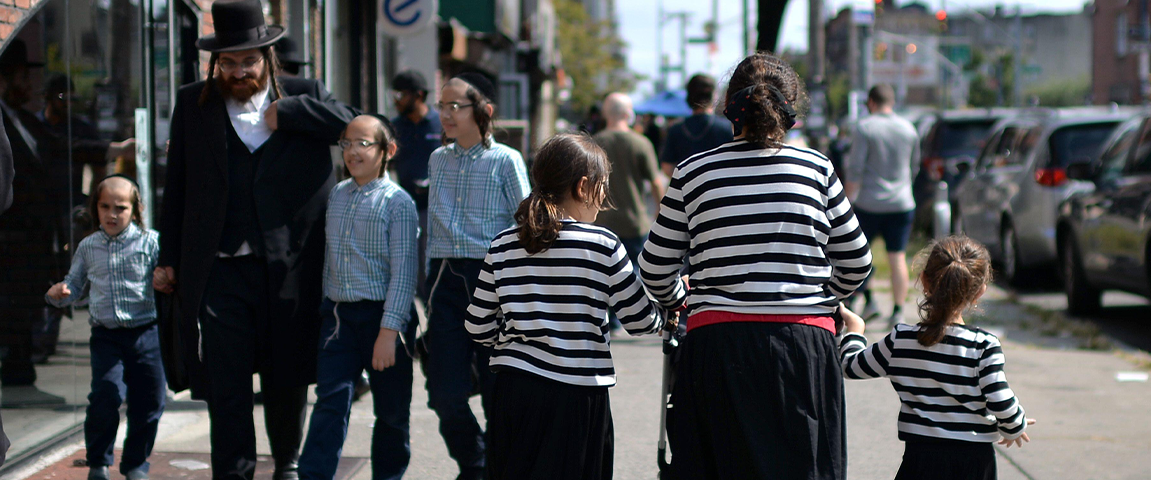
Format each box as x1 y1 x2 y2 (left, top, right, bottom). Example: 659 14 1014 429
426 139 530 261
323 175 420 331
46 223 160 328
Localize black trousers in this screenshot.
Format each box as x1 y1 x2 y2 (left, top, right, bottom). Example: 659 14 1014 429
200 256 308 480
895 440 996 480
486 369 613 480
668 322 846 480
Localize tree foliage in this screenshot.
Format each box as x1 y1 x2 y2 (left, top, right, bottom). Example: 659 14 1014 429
555 0 635 118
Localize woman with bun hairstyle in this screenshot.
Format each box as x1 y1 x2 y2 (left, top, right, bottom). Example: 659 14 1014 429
639 52 873 479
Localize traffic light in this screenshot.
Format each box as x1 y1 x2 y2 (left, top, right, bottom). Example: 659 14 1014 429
875 0 884 15
936 9 948 32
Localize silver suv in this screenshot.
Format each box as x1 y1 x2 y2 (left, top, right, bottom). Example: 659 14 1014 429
952 108 1132 284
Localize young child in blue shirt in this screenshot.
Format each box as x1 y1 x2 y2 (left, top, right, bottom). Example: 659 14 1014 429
297 114 419 480
422 73 530 479
46 175 165 480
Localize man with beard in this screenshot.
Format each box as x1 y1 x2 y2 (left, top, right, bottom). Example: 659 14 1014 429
152 1 356 478
0 38 69 396
389 70 439 296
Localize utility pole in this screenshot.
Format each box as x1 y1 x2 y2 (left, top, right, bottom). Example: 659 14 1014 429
1013 4 1022 106
743 0 750 54
808 0 826 84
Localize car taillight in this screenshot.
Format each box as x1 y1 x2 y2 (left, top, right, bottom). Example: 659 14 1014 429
924 157 944 181
1035 167 1068 187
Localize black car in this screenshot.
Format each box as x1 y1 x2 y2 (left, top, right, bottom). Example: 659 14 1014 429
1056 111 1151 314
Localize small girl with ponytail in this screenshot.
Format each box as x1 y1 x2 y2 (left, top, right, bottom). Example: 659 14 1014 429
839 235 1035 480
465 133 668 480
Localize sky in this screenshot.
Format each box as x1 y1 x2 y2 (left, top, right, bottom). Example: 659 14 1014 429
616 0 1090 98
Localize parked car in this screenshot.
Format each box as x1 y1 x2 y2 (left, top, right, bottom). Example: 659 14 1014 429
912 108 1015 232
952 108 1129 284
1056 111 1151 314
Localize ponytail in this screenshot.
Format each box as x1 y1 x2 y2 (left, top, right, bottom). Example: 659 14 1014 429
915 235 992 347
515 193 564 254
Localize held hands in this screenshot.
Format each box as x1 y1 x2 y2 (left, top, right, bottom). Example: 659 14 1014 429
998 418 1038 448
372 328 398 371
46 282 71 300
839 302 866 335
264 101 278 131
153 266 176 294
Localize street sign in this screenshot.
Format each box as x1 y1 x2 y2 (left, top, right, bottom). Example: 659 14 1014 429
379 0 438 37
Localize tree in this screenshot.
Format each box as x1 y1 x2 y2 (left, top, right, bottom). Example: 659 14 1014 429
555 0 636 119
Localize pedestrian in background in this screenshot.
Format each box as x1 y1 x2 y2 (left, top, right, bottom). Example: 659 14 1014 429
593 93 664 268
46 176 165 480
640 52 872 480
390 70 441 297
659 73 733 177
466 133 668 480
298 115 419 480
844 84 920 325
839 235 1034 480
154 1 358 478
424 72 530 480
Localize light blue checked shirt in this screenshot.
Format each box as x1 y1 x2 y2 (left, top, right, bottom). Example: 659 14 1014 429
323 175 420 331
46 223 160 328
427 139 530 261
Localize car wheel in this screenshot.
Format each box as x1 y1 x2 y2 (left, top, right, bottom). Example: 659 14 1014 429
1062 236 1102 315
1001 225 1022 285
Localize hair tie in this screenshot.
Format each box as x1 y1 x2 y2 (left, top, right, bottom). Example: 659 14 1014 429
723 84 797 134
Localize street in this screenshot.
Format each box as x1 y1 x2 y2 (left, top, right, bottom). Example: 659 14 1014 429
6 274 1151 480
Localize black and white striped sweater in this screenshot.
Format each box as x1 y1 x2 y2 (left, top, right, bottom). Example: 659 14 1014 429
639 140 872 316
465 221 665 387
840 323 1028 443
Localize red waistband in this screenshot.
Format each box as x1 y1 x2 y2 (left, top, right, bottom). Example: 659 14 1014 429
687 310 836 335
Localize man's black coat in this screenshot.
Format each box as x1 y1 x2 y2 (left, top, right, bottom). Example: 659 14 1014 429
159 77 356 397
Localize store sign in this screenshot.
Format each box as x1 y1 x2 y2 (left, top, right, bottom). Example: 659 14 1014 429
379 0 438 37
872 36 939 88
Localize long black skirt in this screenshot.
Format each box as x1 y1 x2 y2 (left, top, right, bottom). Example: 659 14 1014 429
486 369 613 480
894 440 996 480
668 322 846 480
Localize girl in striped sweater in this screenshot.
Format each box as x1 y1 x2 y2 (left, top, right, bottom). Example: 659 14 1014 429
465 134 668 480
839 235 1035 480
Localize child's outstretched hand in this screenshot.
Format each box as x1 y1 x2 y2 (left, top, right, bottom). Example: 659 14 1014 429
372 328 398 371
840 303 865 335
998 418 1037 448
47 282 71 300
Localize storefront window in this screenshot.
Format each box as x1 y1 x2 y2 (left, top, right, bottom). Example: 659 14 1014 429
0 0 180 464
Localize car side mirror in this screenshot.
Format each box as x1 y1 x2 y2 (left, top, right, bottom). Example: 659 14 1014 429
1066 161 1095 180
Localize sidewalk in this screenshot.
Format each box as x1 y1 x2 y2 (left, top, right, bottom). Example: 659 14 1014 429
7 279 1151 479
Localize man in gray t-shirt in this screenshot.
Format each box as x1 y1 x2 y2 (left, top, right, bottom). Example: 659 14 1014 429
845 84 919 325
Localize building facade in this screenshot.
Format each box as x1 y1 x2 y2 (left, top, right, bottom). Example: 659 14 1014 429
1092 0 1145 105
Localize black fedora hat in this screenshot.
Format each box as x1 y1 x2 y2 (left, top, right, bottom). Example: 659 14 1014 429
196 0 285 53
0 39 46 68
273 37 308 66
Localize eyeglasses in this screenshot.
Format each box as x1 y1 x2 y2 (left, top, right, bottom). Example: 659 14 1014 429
435 102 474 114
338 139 379 151
219 57 265 73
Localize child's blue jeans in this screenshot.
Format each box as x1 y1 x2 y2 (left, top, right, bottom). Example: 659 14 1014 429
86 322 166 475
298 299 415 480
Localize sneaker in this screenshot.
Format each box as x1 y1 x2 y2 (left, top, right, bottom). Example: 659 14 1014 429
88 467 110 480
125 467 149 480
861 302 881 321
888 310 905 326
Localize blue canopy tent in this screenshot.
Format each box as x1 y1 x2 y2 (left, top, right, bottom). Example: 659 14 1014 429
634 90 693 118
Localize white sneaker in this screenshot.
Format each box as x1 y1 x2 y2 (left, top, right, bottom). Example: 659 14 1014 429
888 310 905 326
861 301 881 321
